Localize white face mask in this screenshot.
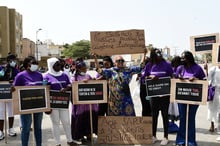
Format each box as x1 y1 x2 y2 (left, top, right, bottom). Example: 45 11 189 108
30 64 39 72
64 68 70 72
79 72 86 76
10 61 16 67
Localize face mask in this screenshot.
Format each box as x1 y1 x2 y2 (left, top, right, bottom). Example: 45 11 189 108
156 52 162 57
64 68 70 72
10 61 16 67
30 64 39 72
79 72 86 76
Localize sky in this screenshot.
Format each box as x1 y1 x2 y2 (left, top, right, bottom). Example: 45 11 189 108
1 0 220 55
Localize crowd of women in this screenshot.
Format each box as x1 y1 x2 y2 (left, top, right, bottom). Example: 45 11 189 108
0 48 220 146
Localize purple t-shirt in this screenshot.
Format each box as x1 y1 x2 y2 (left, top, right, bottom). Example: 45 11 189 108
141 60 173 83
43 73 70 90
175 64 206 80
13 70 43 86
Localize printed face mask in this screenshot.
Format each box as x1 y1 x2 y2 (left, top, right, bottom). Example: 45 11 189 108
30 64 39 72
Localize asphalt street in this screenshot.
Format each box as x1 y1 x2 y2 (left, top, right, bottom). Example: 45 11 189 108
0 71 220 146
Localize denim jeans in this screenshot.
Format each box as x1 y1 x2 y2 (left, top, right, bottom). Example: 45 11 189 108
20 112 43 146
176 104 198 146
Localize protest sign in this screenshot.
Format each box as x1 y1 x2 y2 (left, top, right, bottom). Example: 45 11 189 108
145 77 171 97
13 86 50 114
170 79 208 105
90 29 145 55
0 81 12 101
50 90 71 109
212 43 220 65
72 80 107 104
98 116 152 145
190 33 219 54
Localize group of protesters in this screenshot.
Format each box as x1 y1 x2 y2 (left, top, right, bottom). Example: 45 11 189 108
0 48 220 146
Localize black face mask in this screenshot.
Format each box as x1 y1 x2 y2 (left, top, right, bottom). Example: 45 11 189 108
180 58 187 65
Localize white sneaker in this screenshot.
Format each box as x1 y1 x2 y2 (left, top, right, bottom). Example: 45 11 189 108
0 130 5 140
216 136 220 141
72 139 82 144
8 128 17 137
160 138 169 145
152 136 158 143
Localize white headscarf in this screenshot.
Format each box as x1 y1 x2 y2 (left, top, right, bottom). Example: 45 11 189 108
47 57 63 77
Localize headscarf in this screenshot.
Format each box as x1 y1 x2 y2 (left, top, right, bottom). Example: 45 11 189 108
75 59 86 70
47 57 63 77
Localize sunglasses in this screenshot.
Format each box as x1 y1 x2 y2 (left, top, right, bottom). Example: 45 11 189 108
116 59 124 63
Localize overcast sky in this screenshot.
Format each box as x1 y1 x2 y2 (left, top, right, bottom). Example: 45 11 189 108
1 0 220 55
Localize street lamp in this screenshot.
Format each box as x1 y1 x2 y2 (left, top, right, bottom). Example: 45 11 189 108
36 28 42 61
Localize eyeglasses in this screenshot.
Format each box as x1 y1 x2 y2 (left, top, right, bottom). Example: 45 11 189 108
116 59 124 63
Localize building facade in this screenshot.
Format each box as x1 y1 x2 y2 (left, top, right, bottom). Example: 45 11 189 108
0 6 22 59
22 38 35 59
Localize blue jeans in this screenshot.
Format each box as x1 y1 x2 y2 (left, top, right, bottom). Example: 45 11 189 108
176 104 198 146
21 113 43 146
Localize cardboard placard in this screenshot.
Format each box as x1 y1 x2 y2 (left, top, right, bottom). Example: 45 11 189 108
190 33 219 54
50 90 71 109
98 116 152 145
13 86 50 114
212 43 220 65
90 29 145 55
72 80 107 104
145 77 171 97
170 79 208 105
0 81 12 101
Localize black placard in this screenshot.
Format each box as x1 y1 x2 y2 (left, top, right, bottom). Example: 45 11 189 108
50 90 70 109
78 83 103 101
145 77 171 97
0 83 12 100
19 88 46 110
175 82 202 102
194 35 216 52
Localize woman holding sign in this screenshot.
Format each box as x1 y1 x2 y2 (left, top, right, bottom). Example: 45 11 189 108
13 56 44 146
0 54 19 140
43 57 80 146
174 51 206 146
142 48 173 145
95 50 146 116
70 58 98 143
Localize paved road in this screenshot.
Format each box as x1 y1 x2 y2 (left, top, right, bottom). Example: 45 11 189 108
0 71 220 146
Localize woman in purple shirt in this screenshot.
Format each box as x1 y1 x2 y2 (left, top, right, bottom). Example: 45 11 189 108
175 51 206 146
142 48 173 145
43 57 80 146
70 58 98 143
13 56 43 146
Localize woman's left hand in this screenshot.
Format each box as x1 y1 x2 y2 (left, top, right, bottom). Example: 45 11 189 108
189 77 198 82
60 88 67 92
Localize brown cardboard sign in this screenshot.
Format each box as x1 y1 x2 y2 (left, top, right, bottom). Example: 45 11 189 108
90 29 145 55
13 86 50 114
72 80 107 104
170 79 208 105
97 116 152 145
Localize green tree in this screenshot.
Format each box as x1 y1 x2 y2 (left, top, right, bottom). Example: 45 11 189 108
62 40 91 59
